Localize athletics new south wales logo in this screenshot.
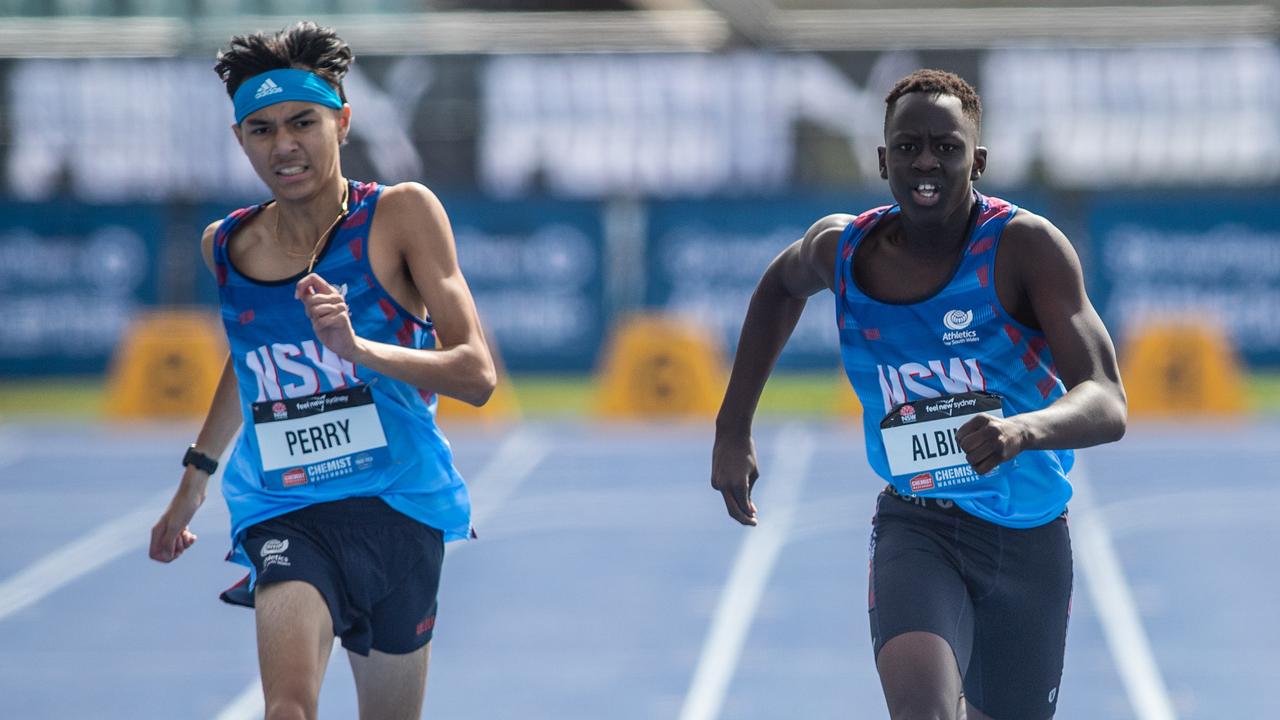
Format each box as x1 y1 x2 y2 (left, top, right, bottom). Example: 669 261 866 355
942 309 979 346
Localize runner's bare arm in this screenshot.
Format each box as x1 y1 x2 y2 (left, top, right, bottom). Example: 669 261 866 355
716 214 848 429
192 221 244 461
150 223 245 563
711 213 851 525
296 183 496 406
956 213 1126 474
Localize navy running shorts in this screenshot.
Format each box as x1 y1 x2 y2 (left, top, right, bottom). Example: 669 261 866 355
221 496 445 656
868 486 1072 720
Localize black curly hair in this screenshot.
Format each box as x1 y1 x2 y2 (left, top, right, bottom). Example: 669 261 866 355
884 69 981 135
213 21 353 103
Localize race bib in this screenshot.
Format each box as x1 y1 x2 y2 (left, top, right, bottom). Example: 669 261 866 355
880 391 1004 494
252 385 390 490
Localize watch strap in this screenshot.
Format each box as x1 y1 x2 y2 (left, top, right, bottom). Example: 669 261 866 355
182 444 219 475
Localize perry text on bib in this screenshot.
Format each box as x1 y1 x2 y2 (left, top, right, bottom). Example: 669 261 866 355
252 385 391 490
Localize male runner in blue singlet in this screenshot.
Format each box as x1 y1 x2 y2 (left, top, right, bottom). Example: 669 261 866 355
148 22 496 720
710 69 1127 719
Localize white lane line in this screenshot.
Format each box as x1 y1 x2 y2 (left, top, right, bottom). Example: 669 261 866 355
1070 459 1178 720
210 680 266 720
211 427 549 720
0 441 26 472
0 423 30 472
0 489 172 622
0 433 239 622
678 425 815 720
452 427 549 540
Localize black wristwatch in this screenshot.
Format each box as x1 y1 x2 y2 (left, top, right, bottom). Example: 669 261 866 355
181 444 219 475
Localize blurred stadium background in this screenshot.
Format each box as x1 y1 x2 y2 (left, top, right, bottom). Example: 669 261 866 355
3 0 1280 413
1 1 1279 719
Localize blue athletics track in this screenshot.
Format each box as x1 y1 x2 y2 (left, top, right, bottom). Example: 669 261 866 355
0 417 1275 719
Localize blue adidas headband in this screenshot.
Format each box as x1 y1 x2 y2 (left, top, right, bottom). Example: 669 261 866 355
232 68 344 125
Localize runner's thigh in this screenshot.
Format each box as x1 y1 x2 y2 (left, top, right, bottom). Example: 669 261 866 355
964 515 1072 719
870 492 975 675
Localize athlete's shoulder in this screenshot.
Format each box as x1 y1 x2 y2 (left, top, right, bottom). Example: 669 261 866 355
199 219 223 272
789 213 855 293
202 218 223 241
1001 208 1082 275
202 203 265 266
804 212 857 242
802 212 859 257
369 182 456 265
803 207 891 258
1003 207 1067 246
374 181 446 218
372 182 450 234
822 204 895 253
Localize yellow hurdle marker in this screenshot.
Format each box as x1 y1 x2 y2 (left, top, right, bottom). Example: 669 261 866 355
1120 320 1247 417
105 309 228 420
595 314 728 419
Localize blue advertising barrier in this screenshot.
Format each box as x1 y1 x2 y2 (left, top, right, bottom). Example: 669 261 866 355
444 196 607 372
0 203 163 376
1089 193 1280 367
647 194 889 371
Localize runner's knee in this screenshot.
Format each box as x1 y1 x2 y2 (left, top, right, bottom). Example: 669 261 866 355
264 697 316 720
884 691 961 720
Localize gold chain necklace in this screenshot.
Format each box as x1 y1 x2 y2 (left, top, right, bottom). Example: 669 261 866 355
276 181 350 273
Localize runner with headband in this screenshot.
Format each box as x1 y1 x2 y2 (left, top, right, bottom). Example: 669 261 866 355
148 22 496 720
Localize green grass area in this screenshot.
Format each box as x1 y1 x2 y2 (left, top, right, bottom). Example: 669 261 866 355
3 371 1279 420
506 371 852 417
0 377 105 418
759 372 857 416
1247 373 1280 412
508 375 593 416
0 373 850 419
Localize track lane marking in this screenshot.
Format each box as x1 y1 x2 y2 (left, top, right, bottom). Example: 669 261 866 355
679 424 814 720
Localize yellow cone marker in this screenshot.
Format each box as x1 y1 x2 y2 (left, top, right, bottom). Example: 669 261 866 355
1120 321 1246 416
595 314 728 419
105 309 228 419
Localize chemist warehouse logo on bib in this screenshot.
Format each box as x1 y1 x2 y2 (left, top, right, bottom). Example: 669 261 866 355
942 309 979 346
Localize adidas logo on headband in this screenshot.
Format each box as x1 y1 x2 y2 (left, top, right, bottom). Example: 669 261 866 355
233 69 343 124
254 78 283 100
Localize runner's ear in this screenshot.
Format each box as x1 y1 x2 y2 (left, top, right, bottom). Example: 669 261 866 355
337 105 352 146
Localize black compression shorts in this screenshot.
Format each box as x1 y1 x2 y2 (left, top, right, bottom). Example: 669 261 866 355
868 486 1072 719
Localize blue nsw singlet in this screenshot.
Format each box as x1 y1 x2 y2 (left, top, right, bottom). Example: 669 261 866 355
213 179 472 582
836 192 1074 528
